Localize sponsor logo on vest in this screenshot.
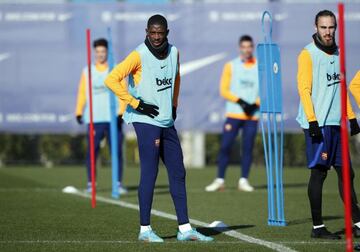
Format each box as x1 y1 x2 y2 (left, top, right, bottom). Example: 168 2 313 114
156 77 173 92
327 72 340 87
93 84 107 94
240 80 255 87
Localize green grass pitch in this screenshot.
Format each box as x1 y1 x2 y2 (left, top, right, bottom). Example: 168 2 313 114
0 165 358 252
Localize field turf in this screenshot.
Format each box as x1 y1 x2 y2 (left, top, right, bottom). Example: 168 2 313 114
0 165 358 252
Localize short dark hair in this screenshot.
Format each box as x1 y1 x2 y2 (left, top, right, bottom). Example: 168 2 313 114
147 14 168 29
315 10 337 27
239 35 253 45
93 38 108 49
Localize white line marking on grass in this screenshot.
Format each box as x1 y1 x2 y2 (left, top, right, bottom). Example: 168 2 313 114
0 187 305 194
0 240 347 245
0 188 58 192
280 241 345 244
65 189 297 252
0 240 244 244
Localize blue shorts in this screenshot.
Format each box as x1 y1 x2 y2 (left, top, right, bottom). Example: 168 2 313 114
304 126 342 169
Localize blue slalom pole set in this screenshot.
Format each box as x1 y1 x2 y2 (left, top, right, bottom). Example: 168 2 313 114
107 27 120 199
257 11 286 226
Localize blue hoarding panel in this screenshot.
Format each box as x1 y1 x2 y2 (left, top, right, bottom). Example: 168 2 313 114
0 2 359 133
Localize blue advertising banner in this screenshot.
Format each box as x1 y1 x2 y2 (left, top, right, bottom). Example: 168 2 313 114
0 2 359 133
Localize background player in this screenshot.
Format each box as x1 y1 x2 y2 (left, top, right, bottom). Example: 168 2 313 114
105 15 213 243
205 35 259 192
75 38 127 194
350 71 360 107
355 70 360 251
296 10 360 239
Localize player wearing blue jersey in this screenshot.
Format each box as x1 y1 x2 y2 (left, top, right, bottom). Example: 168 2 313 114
297 10 360 239
75 38 127 194
105 15 213 243
206 35 260 192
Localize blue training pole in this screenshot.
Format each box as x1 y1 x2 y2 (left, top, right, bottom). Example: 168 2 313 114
107 27 120 199
258 11 286 226
260 41 272 224
263 16 275 224
279 113 285 222
268 36 282 224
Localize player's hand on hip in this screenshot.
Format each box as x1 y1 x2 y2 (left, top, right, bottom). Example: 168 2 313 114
135 100 159 118
237 99 253 116
172 106 177 121
237 98 250 110
308 121 322 138
350 118 360 136
244 103 258 116
117 115 123 129
76 115 83 125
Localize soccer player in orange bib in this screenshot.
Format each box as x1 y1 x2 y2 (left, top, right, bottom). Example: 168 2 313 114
296 10 360 239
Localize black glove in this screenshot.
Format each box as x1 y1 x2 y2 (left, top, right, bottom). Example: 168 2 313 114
308 121 322 138
237 99 257 116
350 118 360 136
354 243 360 251
117 115 123 129
237 99 250 110
244 103 259 116
76 115 83 125
172 106 177 121
135 100 159 118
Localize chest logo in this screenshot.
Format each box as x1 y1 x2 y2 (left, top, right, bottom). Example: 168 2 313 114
240 80 254 87
156 77 173 92
327 72 340 87
93 83 107 94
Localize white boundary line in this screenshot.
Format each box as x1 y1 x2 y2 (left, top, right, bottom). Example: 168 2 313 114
0 187 306 194
0 240 346 245
0 188 58 192
2 188 234 193
65 190 297 252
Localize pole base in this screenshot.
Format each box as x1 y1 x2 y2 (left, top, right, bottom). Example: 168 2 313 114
268 219 287 226
111 192 119 199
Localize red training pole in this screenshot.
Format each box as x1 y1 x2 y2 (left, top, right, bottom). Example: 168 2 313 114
338 3 353 252
86 29 96 208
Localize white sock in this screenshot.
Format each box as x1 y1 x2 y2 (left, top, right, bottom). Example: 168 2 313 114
313 224 325 229
140 225 152 233
215 178 225 184
355 222 360 228
178 223 192 233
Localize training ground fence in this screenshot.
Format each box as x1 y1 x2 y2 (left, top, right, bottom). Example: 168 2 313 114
1 2 360 167
1 133 360 168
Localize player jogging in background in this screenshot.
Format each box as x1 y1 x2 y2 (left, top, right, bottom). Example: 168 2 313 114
75 38 127 194
350 70 360 251
350 71 360 107
296 10 360 239
105 14 213 243
206 35 259 192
